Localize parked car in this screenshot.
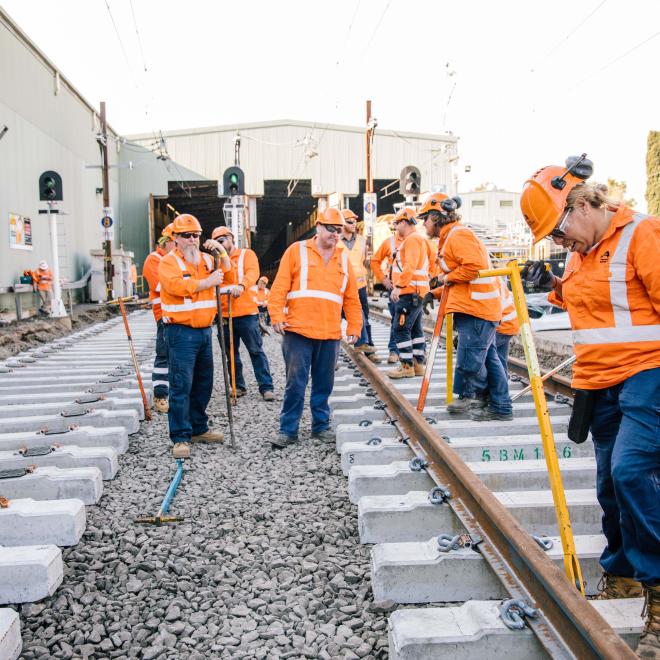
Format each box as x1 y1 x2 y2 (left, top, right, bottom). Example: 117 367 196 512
529 305 571 331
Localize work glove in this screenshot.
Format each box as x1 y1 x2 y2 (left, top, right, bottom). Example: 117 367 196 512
429 276 440 290
521 260 555 290
422 292 435 315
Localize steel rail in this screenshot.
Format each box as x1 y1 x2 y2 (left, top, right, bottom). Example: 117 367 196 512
342 340 635 659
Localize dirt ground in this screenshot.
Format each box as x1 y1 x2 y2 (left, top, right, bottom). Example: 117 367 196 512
0 305 122 360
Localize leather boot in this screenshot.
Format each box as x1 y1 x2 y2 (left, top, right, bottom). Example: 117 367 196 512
637 583 660 659
413 361 426 376
595 572 643 599
387 363 415 379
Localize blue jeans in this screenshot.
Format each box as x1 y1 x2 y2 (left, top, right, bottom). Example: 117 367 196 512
453 313 512 415
280 332 339 438
495 332 512 373
356 286 372 346
165 324 214 444
591 367 660 586
392 295 425 365
222 314 273 393
153 320 169 399
387 298 397 353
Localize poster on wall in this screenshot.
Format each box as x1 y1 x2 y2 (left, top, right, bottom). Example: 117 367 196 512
9 213 33 250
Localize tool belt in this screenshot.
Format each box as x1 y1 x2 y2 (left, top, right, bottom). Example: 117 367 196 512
567 389 596 444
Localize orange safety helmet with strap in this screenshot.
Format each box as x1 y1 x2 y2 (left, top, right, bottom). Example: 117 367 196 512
417 193 462 220
520 154 593 242
171 214 202 234
317 207 344 226
341 209 359 221
211 226 232 240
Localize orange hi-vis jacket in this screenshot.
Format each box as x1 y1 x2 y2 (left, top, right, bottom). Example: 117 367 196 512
34 269 53 291
158 248 233 328
143 247 166 322
371 234 403 282
392 232 431 296
431 222 501 322
255 287 270 308
547 206 660 389
219 248 259 318
497 277 519 336
269 237 363 340
340 234 368 289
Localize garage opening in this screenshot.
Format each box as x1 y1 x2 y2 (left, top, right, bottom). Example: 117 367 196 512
346 179 405 218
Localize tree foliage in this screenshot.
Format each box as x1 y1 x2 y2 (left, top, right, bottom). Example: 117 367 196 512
647 131 660 216
607 178 636 208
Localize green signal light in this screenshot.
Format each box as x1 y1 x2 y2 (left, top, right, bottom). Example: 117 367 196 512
230 173 239 185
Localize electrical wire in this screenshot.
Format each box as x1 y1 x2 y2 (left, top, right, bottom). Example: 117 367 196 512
103 0 138 88
360 0 393 59
128 0 148 72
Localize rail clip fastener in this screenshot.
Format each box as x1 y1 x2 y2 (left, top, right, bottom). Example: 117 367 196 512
429 485 452 504
366 437 382 446
499 599 538 630
0 465 36 480
533 535 554 551
358 420 372 427
409 457 428 472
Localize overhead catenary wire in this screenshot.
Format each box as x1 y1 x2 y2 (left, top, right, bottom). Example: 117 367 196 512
128 0 148 72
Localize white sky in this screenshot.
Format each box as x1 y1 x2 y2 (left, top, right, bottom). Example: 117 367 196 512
4 0 659 210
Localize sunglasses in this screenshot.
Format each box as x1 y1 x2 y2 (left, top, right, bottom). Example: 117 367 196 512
344 220 356 225
322 224 343 234
546 208 572 241
177 232 201 239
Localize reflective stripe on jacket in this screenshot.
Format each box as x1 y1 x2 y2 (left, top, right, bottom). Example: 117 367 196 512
269 238 363 340
219 248 259 318
143 248 165 321
255 287 270 307
340 234 367 289
158 249 232 328
370 234 403 281
392 232 430 295
433 222 501 322
497 277 519 336
34 270 53 291
547 207 660 389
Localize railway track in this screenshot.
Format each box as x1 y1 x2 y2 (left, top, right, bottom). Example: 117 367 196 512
332 312 643 659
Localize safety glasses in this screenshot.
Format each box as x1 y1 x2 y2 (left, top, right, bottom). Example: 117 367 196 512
322 224 343 234
344 220 356 226
177 232 201 239
546 208 572 241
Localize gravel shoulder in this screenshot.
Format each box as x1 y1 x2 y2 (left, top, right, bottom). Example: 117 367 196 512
16 331 389 660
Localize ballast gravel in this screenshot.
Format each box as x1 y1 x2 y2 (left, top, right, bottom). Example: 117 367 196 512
14 331 389 659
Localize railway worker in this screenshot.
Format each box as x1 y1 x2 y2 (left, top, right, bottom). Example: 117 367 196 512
204 227 275 401
142 223 175 413
494 276 520 371
520 155 660 656
269 207 363 448
418 193 513 421
387 208 431 379
33 261 53 315
158 214 232 459
255 276 271 326
371 221 404 363
340 208 381 363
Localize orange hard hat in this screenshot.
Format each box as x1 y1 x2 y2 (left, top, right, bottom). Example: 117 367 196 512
393 207 417 225
520 155 594 243
171 214 202 234
417 193 449 217
317 208 344 226
161 223 175 240
259 276 269 284
211 226 233 240
341 209 359 221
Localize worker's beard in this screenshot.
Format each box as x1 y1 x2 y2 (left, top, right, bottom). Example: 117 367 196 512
181 244 201 265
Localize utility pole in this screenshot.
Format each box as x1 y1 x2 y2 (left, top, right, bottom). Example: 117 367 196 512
100 101 113 299
364 100 377 292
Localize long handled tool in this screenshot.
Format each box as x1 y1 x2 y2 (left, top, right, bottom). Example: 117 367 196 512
511 354 577 402
212 256 236 449
135 459 184 525
108 296 152 422
416 286 450 413
228 294 237 403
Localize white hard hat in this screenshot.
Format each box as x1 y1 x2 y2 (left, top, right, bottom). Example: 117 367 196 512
38 261 48 270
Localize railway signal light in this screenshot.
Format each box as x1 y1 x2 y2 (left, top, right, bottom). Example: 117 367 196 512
222 166 245 197
400 165 421 198
39 170 63 202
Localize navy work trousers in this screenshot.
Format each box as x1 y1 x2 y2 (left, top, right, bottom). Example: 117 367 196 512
387 298 397 353
392 295 425 365
591 367 660 586
280 332 339 438
453 313 512 415
358 286 373 346
165 324 213 444
223 314 273 394
152 320 169 399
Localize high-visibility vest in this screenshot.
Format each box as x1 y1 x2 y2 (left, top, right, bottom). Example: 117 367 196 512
392 232 430 295
548 208 660 389
437 223 501 322
268 238 363 340
497 277 519 336
143 248 165 321
219 248 260 318
255 287 270 307
158 250 224 328
341 235 367 288
370 235 403 282
34 270 53 291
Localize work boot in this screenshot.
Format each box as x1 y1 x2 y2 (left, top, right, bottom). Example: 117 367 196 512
388 363 415 379
262 390 275 401
172 442 191 459
387 352 399 364
191 430 224 444
153 397 169 413
353 344 372 353
595 573 643 600
470 407 514 422
446 396 477 413
311 428 335 442
271 433 297 449
637 583 660 658
413 361 426 377
367 352 382 364
235 389 247 399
